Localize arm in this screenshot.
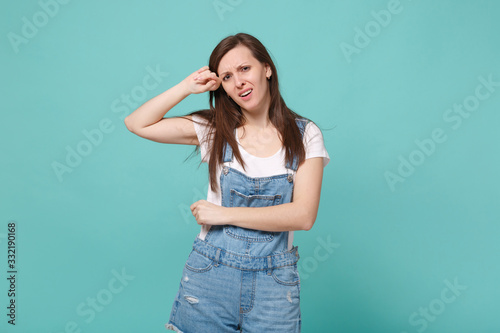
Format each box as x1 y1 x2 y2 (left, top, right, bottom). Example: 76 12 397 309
124 66 221 144
190 157 325 231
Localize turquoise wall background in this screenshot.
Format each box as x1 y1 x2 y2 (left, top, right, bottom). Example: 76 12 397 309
2 0 499 332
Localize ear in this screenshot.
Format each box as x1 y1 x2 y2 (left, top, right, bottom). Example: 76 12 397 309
265 64 272 79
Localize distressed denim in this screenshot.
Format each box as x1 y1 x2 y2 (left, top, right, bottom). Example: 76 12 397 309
166 118 308 333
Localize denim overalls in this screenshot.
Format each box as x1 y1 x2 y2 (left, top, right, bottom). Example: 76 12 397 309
166 118 309 333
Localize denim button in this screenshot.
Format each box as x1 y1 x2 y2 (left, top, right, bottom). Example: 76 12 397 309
287 174 293 182
223 166 229 175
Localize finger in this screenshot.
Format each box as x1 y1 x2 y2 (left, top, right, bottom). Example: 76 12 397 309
194 67 209 80
194 71 210 81
204 80 217 88
194 75 203 81
196 68 213 78
197 66 209 73
209 73 220 83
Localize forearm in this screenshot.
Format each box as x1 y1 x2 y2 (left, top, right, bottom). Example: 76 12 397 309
225 202 315 232
124 80 190 131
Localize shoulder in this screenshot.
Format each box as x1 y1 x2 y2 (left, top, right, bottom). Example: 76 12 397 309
291 117 310 140
294 117 309 128
293 117 322 141
304 120 323 137
297 118 330 167
192 113 210 128
191 112 214 138
191 112 214 163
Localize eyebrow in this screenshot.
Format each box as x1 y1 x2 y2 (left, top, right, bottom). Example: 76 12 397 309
219 63 248 76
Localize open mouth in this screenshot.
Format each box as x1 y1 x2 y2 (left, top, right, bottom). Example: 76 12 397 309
239 89 253 97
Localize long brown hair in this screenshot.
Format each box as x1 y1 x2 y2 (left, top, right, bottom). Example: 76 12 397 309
181 33 309 193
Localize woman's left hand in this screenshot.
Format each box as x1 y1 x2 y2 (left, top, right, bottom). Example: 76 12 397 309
190 200 228 226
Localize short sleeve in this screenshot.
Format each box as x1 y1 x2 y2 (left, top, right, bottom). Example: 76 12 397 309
192 114 213 163
303 121 330 168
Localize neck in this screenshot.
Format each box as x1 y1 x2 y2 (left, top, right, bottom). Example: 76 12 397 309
240 94 272 130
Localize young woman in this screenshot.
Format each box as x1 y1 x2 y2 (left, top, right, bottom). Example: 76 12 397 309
125 33 330 333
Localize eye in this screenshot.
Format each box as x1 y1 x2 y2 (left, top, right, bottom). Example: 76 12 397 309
242 66 250 71
222 74 231 81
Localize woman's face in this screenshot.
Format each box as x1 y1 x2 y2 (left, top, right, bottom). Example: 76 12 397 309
217 45 272 114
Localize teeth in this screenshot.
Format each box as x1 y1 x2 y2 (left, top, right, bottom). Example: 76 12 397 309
240 89 252 97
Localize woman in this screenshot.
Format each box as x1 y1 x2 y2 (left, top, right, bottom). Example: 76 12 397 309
125 33 329 332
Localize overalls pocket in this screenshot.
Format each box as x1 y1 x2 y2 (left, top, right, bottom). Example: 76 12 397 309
184 249 214 273
225 189 282 242
229 189 282 207
272 264 300 286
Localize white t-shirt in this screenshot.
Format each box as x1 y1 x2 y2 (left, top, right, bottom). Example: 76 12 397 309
192 114 330 250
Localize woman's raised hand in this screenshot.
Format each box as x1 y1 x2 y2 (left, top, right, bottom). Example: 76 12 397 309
183 66 221 95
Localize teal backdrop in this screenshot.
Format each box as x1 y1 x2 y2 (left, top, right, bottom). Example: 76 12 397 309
1 0 499 332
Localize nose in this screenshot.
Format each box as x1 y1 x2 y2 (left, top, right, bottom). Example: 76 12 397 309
234 73 245 88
